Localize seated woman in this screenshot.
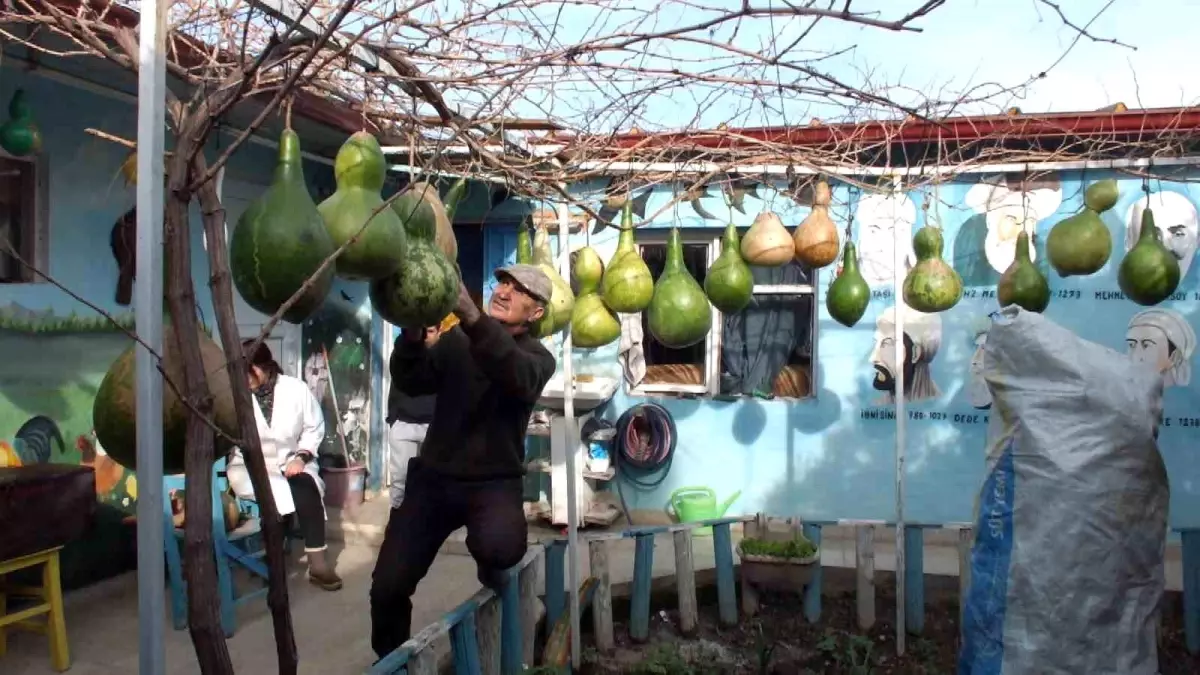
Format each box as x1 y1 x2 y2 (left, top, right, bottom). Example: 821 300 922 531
226 340 342 591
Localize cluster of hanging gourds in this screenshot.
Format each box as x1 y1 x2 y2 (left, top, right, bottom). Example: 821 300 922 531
995 178 1180 314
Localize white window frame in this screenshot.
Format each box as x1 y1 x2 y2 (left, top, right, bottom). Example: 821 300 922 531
627 229 819 399
0 149 49 285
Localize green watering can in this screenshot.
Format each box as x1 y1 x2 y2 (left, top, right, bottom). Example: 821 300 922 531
666 486 742 537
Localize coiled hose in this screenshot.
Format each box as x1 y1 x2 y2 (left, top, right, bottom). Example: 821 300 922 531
613 402 677 524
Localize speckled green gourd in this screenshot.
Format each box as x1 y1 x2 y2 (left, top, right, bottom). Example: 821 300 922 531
1046 179 1117 277
826 241 870 327
997 231 1050 313
1118 206 1181 306
647 227 713 348
903 226 962 313
704 222 754 314
570 246 620 348
0 90 41 157
600 202 655 313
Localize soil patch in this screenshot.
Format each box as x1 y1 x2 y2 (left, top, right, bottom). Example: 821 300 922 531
579 567 1200 674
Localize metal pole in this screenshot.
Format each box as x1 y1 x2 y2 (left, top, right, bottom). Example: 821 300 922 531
557 196 582 668
891 174 907 655
135 0 168 671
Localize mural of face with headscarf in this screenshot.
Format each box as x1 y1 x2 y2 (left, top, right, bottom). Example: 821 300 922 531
1125 191 1199 280
963 178 1063 275
855 190 917 288
968 330 991 410
1126 308 1197 389
869 301 944 405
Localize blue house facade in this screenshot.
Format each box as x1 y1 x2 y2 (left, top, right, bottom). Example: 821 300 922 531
481 132 1200 531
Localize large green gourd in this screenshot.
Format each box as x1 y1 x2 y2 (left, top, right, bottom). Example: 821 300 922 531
317 132 407 280
647 228 713 348
1118 206 1181 306
532 223 576 334
600 202 655 312
229 129 335 324
903 226 963 313
704 222 754 314
570 247 620 348
826 241 870 327
0 89 41 157
997 231 1050 313
516 223 534 264
1046 179 1117 277
92 322 238 475
369 182 460 328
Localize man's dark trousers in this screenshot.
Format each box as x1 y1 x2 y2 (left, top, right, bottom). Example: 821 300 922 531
369 458 528 658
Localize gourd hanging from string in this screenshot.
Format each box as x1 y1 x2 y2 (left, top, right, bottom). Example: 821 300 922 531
792 178 840 268
826 186 871 327
741 178 794 267
997 188 1051 313
1046 177 1118 277
571 225 621 348
903 186 963 313
703 187 754 314
1118 177 1181 306
0 89 41 157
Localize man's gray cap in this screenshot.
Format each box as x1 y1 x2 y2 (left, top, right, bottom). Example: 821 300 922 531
494 263 552 304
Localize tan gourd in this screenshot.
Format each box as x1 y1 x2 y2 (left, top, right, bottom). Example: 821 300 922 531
741 210 795 267
792 180 839 268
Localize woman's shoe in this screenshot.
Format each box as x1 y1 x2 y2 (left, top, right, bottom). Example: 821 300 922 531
307 548 344 591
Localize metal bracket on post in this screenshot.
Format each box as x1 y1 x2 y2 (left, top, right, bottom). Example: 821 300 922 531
135 0 168 672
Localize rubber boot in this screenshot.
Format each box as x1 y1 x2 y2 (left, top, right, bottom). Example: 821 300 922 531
307 548 343 591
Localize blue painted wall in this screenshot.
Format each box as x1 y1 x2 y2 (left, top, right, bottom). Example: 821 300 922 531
484 170 1200 528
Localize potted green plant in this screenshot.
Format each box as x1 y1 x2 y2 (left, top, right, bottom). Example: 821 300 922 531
737 533 820 593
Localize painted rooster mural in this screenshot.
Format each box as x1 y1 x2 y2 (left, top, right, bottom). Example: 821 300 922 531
0 415 66 467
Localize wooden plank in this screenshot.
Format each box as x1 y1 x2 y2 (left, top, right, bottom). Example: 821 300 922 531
855 524 876 630
802 523 823 623
1183 529 1200 654
541 578 599 668
904 525 925 635
500 570 522 675
544 540 566 628
477 595 502 675
449 610 482 675
957 526 974 630
518 550 541 667
713 522 737 627
740 514 762 617
630 534 655 642
588 540 614 651
408 648 438 675
673 529 699 635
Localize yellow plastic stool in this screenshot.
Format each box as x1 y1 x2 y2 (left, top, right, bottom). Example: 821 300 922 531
0 546 69 671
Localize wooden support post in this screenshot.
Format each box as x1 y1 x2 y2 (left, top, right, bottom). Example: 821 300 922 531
408 648 438 675
740 515 762 617
519 551 540 667
802 523 823 623
589 540 614 652
500 571 522 675
855 524 876 630
713 522 737 627
673 529 699 634
477 596 502 675
545 540 566 629
904 525 925 635
630 533 655 642
450 610 482 675
957 526 974 630
1183 529 1200 654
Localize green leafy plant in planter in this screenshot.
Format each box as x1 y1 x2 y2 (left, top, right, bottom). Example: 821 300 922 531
738 535 818 561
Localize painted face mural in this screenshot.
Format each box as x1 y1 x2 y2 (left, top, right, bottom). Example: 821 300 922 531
1126 308 1197 389
855 190 917 289
968 331 992 410
869 302 943 405
963 179 1063 274
1125 191 1200 279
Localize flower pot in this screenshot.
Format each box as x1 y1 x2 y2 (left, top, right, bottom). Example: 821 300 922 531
737 547 819 594
321 464 367 509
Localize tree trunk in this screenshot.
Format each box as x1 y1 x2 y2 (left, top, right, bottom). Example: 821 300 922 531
192 152 299 674
163 148 234 673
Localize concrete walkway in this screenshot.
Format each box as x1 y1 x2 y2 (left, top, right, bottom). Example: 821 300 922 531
3 496 1185 674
